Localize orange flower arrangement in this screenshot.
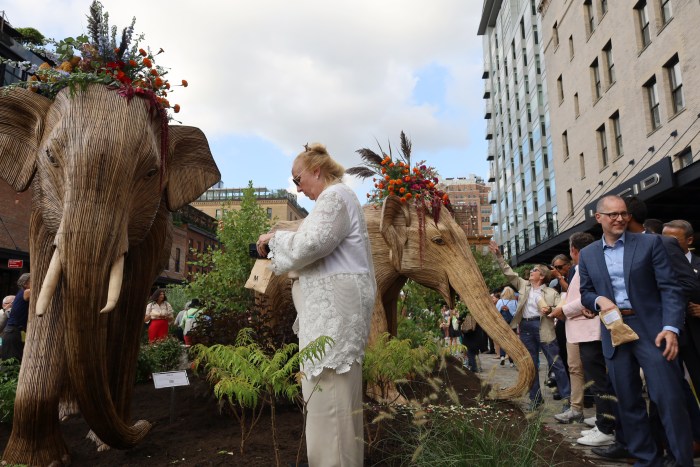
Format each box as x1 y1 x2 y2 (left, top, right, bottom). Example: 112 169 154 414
348 131 452 263
7 1 187 118
348 131 452 221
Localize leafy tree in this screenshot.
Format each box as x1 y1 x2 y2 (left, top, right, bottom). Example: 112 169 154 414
179 181 271 314
15 27 45 46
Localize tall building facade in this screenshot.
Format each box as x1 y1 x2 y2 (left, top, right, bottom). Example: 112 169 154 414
439 175 493 237
479 0 559 262
192 185 308 223
533 0 700 262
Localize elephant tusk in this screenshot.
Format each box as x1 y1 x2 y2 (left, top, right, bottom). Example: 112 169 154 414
100 254 125 314
35 249 62 317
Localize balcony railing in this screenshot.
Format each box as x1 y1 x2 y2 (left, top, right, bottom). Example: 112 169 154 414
485 121 494 140
483 80 492 99
484 100 492 119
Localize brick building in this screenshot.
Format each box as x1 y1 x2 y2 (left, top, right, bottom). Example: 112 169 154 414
439 175 493 240
191 185 308 223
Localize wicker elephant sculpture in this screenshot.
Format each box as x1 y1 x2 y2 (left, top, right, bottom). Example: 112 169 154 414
0 84 220 466
265 195 535 399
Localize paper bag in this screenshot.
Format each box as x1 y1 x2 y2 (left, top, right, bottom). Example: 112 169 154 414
245 259 274 294
600 308 639 346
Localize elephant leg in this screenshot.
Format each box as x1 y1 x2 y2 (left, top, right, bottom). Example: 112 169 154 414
3 212 70 466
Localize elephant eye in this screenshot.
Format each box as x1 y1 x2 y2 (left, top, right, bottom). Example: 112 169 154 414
431 236 446 245
145 168 158 178
45 149 59 167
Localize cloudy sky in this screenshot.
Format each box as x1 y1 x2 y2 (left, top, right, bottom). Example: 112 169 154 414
3 0 488 209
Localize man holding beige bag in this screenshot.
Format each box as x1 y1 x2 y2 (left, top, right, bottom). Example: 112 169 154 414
579 194 692 467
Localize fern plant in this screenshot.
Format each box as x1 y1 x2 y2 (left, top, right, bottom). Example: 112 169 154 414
191 328 333 465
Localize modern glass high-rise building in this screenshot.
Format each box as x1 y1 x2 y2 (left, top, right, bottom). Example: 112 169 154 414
478 0 558 262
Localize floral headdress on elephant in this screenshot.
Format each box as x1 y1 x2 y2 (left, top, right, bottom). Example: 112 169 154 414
347 131 453 263
1 0 187 185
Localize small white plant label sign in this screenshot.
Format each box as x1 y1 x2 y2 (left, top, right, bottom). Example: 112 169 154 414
153 370 190 389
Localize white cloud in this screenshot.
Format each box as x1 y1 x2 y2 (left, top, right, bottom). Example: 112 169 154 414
3 0 487 176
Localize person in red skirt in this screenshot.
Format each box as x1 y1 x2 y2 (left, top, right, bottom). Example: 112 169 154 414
144 289 174 343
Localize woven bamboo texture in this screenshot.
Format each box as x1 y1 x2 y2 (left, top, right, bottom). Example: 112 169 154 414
0 85 220 465
264 195 535 400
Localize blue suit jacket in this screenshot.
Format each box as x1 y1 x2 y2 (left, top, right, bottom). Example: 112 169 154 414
578 232 686 358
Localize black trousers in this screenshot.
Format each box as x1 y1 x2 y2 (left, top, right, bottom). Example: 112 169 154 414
579 340 615 435
1 326 24 362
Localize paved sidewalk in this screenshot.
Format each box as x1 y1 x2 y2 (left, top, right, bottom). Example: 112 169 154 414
474 352 627 466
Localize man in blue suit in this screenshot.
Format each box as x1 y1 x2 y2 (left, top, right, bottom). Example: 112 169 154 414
579 194 692 467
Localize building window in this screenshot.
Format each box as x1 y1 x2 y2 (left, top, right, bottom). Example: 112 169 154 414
591 58 602 100
660 0 672 24
579 153 586 179
266 207 273 218
574 92 580 117
603 41 615 85
520 18 526 39
600 0 608 15
535 54 541 74
597 124 608 167
644 76 661 130
562 131 570 159
666 55 684 114
215 209 222 219
585 0 595 36
611 112 623 158
175 248 181 273
567 189 574 215
569 35 574 60
533 25 539 44
553 21 559 47
557 75 564 103
677 148 693 168
636 1 651 48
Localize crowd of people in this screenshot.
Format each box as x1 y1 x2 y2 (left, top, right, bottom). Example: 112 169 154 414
479 194 700 467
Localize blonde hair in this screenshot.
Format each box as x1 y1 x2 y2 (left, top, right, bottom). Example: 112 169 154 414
501 286 515 300
295 143 345 185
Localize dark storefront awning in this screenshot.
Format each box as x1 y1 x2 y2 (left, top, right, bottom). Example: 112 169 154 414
510 157 700 265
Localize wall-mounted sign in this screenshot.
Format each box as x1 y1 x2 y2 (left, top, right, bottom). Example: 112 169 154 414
7 260 23 269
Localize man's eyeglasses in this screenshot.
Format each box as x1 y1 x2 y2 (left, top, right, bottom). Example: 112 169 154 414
553 264 566 270
292 168 308 187
598 211 631 220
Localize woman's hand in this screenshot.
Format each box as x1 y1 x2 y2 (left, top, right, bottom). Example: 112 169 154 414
256 232 274 257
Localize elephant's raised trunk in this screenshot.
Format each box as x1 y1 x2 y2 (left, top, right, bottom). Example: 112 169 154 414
449 263 536 399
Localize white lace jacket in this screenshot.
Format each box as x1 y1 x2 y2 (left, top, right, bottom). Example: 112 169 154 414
269 183 376 377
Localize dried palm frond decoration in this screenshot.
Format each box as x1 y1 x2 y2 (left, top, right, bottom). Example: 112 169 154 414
348 131 453 263
1 1 189 185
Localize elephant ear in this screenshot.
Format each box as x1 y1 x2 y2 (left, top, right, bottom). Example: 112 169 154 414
380 195 411 271
165 125 221 211
0 88 51 191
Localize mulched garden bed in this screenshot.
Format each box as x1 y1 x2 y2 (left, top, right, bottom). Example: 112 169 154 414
0 358 595 466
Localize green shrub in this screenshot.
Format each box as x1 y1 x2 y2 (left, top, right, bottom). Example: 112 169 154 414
135 338 184 383
191 329 333 465
0 359 20 423
363 333 438 403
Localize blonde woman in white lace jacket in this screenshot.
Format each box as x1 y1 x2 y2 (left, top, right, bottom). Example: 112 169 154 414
256 143 376 467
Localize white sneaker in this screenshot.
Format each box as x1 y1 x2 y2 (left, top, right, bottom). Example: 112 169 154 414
580 426 596 437
584 416 596 427
577 427 615 446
